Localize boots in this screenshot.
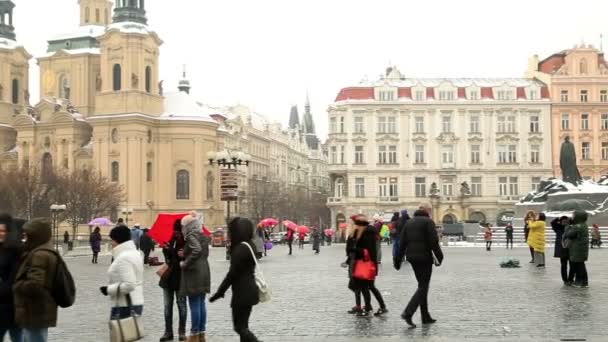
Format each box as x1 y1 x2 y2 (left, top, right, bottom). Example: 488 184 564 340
198 333 206 342
185 335 198 342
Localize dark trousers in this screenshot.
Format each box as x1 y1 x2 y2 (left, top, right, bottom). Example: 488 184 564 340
506 236 513 249
143 250 151 264
370 281 386 309
404 261 433 319
560 257 571 283
570 262 588 285
110 305 143 319
163 288 187 335
287 240 293 255
299 240 304 249
354 287 372 311
485 241 492 251
92 251 99 264
529 247 534 260
232 305 259 342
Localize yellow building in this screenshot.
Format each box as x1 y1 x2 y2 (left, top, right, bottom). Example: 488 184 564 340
0 0 225 227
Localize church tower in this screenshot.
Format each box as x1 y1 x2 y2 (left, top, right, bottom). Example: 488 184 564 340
94 0 163 115
79 0 113 26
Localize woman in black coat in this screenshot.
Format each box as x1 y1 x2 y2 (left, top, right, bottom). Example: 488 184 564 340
552 216 571 284
347 215 378 317
210 217 260 342
159 220 187 341
0 214 23 342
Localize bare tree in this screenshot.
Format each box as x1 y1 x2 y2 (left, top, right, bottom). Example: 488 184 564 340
248 177 280 223
0 167 58 219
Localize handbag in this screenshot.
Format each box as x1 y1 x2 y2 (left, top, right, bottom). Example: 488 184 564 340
155 263 170 279
109 286 144 342
241 242 272 303
352 249 377 281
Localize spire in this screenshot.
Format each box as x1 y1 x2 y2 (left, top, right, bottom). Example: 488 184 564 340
289 105 300 130
303 93 315 134
305 91 311 115
0 0 16 40
113 0 147 25
178 65 191 94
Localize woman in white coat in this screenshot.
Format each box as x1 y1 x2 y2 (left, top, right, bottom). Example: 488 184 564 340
100 225 145 318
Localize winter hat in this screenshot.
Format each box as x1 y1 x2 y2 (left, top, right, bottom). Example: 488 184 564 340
23 218 52 250
372 214 382 222
181 211 199 227
350 214 369 226
110 225 131 244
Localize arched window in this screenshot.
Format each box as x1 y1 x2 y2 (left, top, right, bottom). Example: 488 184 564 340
41 153 53 180
206 171 214 200
442 214 456 225
176 170 190 200
469 212 486 224
11 78 18 104
580 58 588 75
145 66 152 93
111 161 119 182
85 7 90 23
334 177 344 198
113 64 122 91
146 162 152 182
95 8 100 23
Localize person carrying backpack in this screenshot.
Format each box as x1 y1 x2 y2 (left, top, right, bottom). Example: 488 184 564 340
13 218 75 342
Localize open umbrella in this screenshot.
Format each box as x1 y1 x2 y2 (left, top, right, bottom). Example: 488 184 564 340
282 220 297 230
296 225 310 234
339 223 348 229
88 217 112 226
324 229 334 236
149 212 211 246
259 218 278 228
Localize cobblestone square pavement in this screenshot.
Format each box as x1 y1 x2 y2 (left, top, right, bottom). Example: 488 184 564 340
47 244 607 342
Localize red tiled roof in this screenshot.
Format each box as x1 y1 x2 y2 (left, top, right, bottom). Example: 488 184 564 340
541 86 550 99
426 87 434 99
481 87 493 99
335 87 375 102
516 87 527 100
457 87 466 99
398 87 412 99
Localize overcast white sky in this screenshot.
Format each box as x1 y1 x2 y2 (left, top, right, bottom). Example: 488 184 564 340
12 0 608 139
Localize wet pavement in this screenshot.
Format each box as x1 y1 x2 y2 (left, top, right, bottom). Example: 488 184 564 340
48 244 607 341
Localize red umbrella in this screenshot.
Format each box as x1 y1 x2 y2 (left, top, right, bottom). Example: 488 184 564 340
149 212 210 246
339 223 348 229
297 225 310 234
283 220 297 230
324 229 334 236
259 218 278 227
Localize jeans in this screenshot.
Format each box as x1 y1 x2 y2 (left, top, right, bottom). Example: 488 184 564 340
392 238 400 258
404 261 433 319
163 288 187 334
570 262 589 285
376 240 382 263
110 305 144 319
232 305 259 342
22 328 47 342
0 327 23 342
188 294 207 334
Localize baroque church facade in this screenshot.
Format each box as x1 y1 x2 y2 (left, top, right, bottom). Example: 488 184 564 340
0 0 226 227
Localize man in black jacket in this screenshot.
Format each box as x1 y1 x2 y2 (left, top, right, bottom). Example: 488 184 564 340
394 208 444 328
0 214 23 341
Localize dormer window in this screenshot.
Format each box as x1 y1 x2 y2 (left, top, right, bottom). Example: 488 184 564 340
414 89 425 101
469 89 479 100
378 90 395 101
529 88 538 100
438 90 454 101
496 89 514 100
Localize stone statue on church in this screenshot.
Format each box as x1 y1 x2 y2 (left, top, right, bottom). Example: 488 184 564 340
131 73 139 88
24 89 30 104
158 80 164 95
460 181 471 196
430 182 439 197
96 74 102 91
560 136 582 185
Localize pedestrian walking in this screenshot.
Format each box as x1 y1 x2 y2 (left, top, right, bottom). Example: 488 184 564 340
89 226 102 264
524 211 536 263
565 210 590 287
347 214 379 317
528 213 546 268
63 231 70 244
13 219 63 342
551 216 572 285
372 215 383 264
590 224 602 248
393 210 410 259
388 212 399 246
312 227 321 254
394 208 444 329
140 228 155 265
0 214 23 342
180 212 211 342
159 219 188 341
483 223 494 251
298 231 305 249
131 223 143 250
210 217 261 342
504 223 514 249
100 225 144 328
286 227 295 255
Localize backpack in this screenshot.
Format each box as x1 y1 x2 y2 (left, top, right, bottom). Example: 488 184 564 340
36 249 77 308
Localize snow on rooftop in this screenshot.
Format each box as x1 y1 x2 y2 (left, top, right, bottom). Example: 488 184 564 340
0 37 19 50
107 21 153 35
359 77 545 88
49 25 106 41
161 92 218 123
39 48 100 58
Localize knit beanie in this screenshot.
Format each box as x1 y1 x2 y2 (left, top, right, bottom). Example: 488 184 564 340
110 225 131 244
181 211 199 227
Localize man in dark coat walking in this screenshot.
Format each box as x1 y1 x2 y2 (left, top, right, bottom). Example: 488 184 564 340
0 214 23 341
551 216 571 284
394 208 444 328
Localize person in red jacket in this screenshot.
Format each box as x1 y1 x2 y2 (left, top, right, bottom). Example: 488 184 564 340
286 227 295 255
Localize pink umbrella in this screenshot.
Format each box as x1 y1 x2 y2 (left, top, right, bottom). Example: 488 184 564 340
324 229 334 236
297 225 310 234
259 218 278 228
283 220 298 230
88 217 112 226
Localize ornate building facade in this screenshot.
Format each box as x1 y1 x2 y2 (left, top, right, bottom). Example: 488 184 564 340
327 66 553 228
0 1 226 227
527 44 608 180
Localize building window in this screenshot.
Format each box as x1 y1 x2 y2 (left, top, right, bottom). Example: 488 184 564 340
146 161 152 182
95 8 100 22
530 145 540 163
498 145 517 163
378 90 395 101
113 64 122 91
111 161 119 182
441 145 454 167
41 153 53 181
602 114 608 130
498 176 519 197
354 146 364 164
442 115 452 133
378 145 387 164
582 142 591 160
355 178 365 198
334 178 344 198
388 145 397 164
497 116 505 132
330 117 337 133
145 66 152 93
415 177 426 197
580 90 588 102
497 90 513 100
530 115 539 133
415 90 425 101
378 177 398 200
471 177 482 197
354 117 364 133
506 116 515 132
387 117 397 133
85 7 90 23
601 90 608 102
339 146 345 164
438 90 454 100
560 90 568 102
529 89 538 100
470 145 481 164
377 116 387 133
11 79 18 104
580 59 588 74
581 113 590 130
415 116 424 133
176 170 190 200
330 146 337 164
469 90 479 100
206 171 214 200
415 145 425 163
602 142 608 160
470 115 480 133
442 181 453 196
531 177 541 192
561 113 570 130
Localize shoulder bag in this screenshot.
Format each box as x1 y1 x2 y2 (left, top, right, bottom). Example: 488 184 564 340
352 248 377 281
109 285 144 342
241 242 272 303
